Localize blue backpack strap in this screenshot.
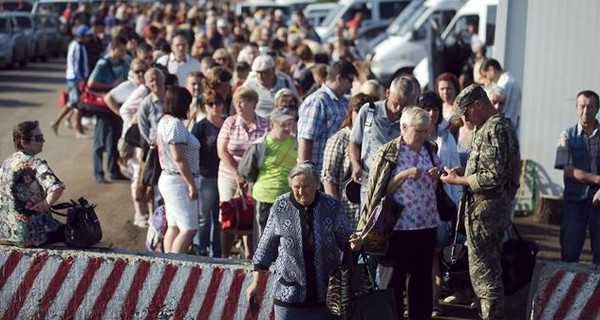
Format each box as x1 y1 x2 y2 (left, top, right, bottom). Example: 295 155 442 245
364 102 376 132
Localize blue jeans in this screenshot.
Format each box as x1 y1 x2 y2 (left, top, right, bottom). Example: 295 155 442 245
196 176 221 257
93 115 123 179
561 197 600 264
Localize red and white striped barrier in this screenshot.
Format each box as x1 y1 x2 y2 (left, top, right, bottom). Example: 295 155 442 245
0 247 274 320
530 262 600 319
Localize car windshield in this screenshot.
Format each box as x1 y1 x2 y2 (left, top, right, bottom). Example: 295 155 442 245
15 16 32 29
320 5 343 27
387 0 427 36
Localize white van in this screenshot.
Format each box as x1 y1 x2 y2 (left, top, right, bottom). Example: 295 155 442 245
314 0 411 43
369 0 465 85
414 0 498 88
303 2 339 27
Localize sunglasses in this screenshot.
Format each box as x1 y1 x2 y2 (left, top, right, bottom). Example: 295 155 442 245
205 101 220 107
25 134 45 142
133 69 147 74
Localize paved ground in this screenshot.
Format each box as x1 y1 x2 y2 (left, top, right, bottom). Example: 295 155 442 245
0 58 593 319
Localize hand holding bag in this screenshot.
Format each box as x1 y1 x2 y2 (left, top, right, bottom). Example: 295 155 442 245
327 246 375 316
360 195 402 255
220 188 254 231
327 244 397 319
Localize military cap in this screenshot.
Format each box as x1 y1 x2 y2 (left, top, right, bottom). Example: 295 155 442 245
453 84 488 118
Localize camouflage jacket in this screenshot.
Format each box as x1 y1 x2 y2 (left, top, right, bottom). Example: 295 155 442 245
465 114 521 199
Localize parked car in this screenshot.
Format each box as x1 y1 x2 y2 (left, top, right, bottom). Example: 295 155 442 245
35 13 66 57
413 0 499 88
0 12 29 68
304 2 339 27
369 0 465 84
0 0 33 12
314 0 411 43
9 12 49 62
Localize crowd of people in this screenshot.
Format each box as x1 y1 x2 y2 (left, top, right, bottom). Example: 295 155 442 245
4 1 600 320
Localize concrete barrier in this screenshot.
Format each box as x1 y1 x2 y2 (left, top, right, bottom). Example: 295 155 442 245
529 262 600 319
0 246 274 320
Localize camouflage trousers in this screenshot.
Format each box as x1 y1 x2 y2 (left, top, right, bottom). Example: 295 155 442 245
465 198 510 320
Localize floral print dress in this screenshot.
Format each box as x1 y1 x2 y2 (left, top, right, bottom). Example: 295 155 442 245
0 151 65 246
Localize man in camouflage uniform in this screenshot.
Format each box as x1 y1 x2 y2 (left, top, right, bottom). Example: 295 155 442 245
441 85 520 320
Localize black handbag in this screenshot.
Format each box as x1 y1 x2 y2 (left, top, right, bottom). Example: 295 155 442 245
352 287 397 320
502 222 539 295
327 245 396 319
51 197 102 248
142 145 162 186
124 123 148 149
425 143 458 221
327 246 374 316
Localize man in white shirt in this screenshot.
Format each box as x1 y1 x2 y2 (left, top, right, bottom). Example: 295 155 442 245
243 54 299 117
156 34 201 87
480 58 522 129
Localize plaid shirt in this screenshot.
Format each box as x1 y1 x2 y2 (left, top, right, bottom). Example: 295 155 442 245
321 127 360 229
298 85 349 172
217 114 269 181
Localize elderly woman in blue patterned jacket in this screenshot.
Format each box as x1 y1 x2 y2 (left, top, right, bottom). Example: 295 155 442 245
246 161 362 319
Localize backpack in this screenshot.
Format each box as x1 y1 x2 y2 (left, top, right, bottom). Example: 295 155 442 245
146 205 167 252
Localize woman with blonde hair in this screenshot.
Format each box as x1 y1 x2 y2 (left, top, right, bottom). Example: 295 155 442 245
217 86 269 259
212 48 236 71
359 107 441 319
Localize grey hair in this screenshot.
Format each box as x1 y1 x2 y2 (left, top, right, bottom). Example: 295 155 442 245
400 106 431 129
389 75 421 102
144 67 165 84
487 84 506 99
288 161 321 186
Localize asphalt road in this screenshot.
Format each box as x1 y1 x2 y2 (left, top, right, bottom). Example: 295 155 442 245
0 58 593 320
0 59 147 251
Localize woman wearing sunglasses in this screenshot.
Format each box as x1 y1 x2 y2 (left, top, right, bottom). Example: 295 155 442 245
0 120 66 247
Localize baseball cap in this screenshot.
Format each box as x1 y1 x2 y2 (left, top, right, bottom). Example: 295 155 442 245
75 25 91 37
252 55 275 72
453 84 488 118
270 107 295 123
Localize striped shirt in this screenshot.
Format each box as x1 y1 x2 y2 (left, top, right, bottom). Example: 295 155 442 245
217 114 269 180
297 85 349 172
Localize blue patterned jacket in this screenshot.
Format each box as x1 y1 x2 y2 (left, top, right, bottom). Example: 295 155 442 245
253 191 353 304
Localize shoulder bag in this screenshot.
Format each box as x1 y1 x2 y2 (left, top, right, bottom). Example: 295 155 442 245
51 197 102 248
360 195 402 255
425 142 458 221
502 222 539 295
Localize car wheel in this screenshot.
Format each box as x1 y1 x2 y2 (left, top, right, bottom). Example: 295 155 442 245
31 44 38 62
8 48 18 69
20 49 28 67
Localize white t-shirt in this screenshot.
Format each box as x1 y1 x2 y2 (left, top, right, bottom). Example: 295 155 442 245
156 53 201 87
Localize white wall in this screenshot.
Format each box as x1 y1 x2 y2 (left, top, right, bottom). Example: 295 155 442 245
499 0 600 196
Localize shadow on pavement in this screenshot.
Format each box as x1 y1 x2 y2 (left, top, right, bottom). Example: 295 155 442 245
0 99 42 108
0 85 54 93
0 74 64 84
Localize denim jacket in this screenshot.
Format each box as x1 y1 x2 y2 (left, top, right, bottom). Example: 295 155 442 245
253 192 352 304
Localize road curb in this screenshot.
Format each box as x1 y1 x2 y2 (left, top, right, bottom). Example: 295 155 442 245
529 261 600 319
0 246 274 319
